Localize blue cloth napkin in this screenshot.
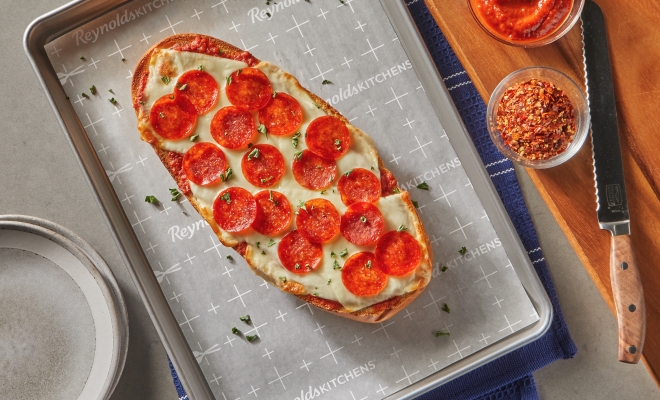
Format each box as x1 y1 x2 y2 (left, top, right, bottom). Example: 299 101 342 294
168 2 576 399
406 1 577 399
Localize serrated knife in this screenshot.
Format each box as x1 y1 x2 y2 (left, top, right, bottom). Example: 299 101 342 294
582 0 645 364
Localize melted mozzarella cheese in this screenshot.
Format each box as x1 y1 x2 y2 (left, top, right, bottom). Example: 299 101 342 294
141 49 429 311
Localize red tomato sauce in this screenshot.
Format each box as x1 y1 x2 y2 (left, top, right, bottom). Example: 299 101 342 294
473 0 573 42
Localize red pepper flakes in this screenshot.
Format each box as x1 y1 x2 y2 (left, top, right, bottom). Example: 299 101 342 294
496 79 576 160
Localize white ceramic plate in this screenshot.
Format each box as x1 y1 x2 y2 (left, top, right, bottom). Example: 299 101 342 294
0 217 128 400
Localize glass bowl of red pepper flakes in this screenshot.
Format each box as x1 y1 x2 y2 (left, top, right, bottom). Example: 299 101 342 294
486 67 590 168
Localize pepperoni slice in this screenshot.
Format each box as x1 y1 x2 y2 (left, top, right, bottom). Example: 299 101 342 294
211 106 256 149
337 168 381 206
292 150 337 190
295 198 340 244
252 190 292 236
183 142 229 186
341 252 387 297
305 116 350 160
257 92 303 136
241 144 286 188
174 70 219 115
278 230 323 274
375 230 422 276
225 68 273 111
149 95 196 140
212 187 257 233
340 202 385 246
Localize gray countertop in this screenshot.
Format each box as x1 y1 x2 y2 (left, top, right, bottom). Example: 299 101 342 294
3 1 658 399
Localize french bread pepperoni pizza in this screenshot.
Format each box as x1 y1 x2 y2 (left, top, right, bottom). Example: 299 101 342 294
131 34 432 323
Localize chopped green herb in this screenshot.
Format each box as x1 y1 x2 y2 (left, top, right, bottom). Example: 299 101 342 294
169 188 181 201
247 148 260 160
226 255 234 261
257 124 268 138
417 182 429 190
371 166 375 171
268 190 279 205
220 192 231 204
268 239 276 247
232 327 240 334
122 58 126 62
80 56 86 60
412 200 419 208
397 224 407 232
239 315 251 324
221 167 233 182
334 139 342 150
261 250 266 255
322 79 333 85
441 265 448 272
179 84 188 91
441 303 450 313
333 260 342 270
190 134 199 142
109 97 117 105
272 91 278 98
139 101 145 105
89 85 97 95
320 190 327 195
159 112 165 119
218 49 224 54
260 176 273 184
161 76 171 85
144 195 159 204
256 241 261 248
392 187 401 194
435 331 450 337
169 95 175 100
327 279 332 285
295 263 301 270
330 251 337 258
108 89 115 94
246 335 259 342
339 248 348 258
365 260 372 269
360 215 367 223
459 246 467 255
279 276 287 283
297 200 307 211
81 92 89 99
198 65 205 71
266 12 272 17
226 76 232 85
314 103 321 109
292 132 301 148
293 151 303 160
343 169 353 177
237 69 243 75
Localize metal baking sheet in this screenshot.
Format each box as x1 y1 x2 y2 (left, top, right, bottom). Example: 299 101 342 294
25 1 552 399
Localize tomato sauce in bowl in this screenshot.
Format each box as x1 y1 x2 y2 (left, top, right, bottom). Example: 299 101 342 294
469 0 582 47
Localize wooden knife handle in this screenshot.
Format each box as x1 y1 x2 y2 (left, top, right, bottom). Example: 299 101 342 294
610 234 646 363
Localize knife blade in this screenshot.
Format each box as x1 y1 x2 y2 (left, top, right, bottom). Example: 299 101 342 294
582 0 646 364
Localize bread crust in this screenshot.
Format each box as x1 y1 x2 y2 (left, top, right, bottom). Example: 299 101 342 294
131 34 433 323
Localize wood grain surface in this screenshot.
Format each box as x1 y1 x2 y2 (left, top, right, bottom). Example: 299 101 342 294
424 0 660 385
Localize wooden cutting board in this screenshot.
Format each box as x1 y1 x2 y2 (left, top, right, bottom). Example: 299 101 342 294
424 0 660 385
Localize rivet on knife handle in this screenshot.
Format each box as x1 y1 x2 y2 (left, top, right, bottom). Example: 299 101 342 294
610 234 645 363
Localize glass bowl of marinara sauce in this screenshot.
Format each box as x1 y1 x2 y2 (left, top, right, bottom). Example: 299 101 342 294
468 0 585 47
486 67 590 168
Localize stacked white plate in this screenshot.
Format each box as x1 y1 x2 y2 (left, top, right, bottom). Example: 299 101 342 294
0 215 128 400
